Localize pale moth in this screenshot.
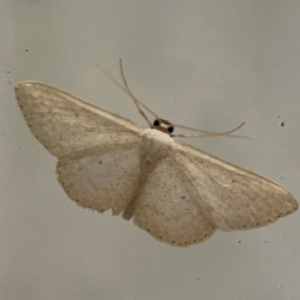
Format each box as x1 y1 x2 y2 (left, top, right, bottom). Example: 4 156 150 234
15 61 298 247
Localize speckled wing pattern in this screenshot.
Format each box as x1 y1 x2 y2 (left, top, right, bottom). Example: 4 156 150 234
132 141 298 246
14 82 142 157
133 155 216 246
15 82 143 215
15 81 298 247
174 142 298 231
56 146 141 216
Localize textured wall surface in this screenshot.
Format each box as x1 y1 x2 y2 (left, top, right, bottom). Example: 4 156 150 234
1 1 300 299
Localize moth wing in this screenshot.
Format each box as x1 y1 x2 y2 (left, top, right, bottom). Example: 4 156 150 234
56 142 141 215
133 156 216 247
175 141 298 231
15 81 143 158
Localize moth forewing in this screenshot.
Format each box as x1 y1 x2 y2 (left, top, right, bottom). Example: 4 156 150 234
175 141 298 231
14 81 143 158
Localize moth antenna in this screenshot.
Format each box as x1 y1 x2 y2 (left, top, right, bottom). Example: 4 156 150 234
96 61 162 127
118 59 153 126
172 122 249 139
98 61 247 139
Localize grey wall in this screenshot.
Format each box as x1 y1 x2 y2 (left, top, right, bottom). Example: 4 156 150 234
1 1 300 299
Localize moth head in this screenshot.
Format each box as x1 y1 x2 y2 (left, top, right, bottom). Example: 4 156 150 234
152 118 174 135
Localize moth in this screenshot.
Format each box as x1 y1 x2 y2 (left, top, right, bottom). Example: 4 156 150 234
14 61 298 247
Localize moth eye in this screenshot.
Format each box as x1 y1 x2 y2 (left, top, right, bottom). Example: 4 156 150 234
168 126 174 133
153 119 160 126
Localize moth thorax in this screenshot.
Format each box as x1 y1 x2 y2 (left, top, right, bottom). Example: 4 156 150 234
141 128 173 161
